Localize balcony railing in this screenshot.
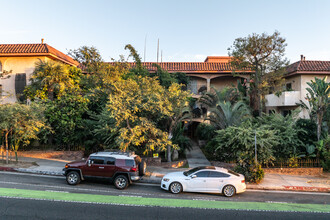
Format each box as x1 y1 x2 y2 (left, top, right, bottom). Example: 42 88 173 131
265 91 301 107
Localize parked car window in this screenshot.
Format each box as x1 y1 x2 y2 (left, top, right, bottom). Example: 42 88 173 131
105 157 115 165
90 156 104 165
195 171 210 178
125 159 135 167
209 171 230 178
228 170 240 177
115 159 125 166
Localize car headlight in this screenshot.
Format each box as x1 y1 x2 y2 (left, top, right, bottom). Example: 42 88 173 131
163 178 170 182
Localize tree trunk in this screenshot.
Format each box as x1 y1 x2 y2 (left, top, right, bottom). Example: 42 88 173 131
317 112 323 141
167 145 171 162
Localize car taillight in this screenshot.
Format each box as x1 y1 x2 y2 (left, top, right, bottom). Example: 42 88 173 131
65 165 69 168
130 167 137 172
241 179 245 183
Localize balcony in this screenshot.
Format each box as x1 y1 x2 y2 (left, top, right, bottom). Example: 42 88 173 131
265 91 301 107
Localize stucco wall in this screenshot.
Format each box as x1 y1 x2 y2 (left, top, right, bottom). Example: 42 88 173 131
210 76 239 91
0 56 51 103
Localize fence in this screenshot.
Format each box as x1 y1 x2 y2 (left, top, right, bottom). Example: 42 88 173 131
263 159 321 168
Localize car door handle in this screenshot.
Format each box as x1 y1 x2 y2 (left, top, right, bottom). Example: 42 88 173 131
99 167 104 169
203 180 206 182
219 180 223 182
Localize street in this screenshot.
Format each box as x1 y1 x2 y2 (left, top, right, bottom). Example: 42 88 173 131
0 171 329 219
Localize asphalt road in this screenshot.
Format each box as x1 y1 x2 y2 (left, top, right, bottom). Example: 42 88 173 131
1 197 329 220
0 171 329 220
0 171 329 204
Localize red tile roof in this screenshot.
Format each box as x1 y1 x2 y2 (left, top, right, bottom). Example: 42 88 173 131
122 62 252 73
286 60 330 76
0 43 79 66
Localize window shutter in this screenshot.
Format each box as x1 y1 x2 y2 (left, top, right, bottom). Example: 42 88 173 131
15 73 27 102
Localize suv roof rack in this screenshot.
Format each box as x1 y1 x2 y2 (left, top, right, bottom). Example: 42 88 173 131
97 150 136 157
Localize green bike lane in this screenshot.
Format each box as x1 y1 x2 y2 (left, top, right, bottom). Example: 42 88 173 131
0 187 329 213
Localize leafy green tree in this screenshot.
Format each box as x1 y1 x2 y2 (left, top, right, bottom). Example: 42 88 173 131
69 46 104 74
107 76 174 154
43 92 89 148
0 103 49 163
228 31 288 116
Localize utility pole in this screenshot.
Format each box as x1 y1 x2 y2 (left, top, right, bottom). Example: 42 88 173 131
161 50 163 63
144 34 147 62
157 38 159 63
254 130 257 164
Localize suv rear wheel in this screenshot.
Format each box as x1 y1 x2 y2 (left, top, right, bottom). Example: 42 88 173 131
66 171 81 185
114 175 129 190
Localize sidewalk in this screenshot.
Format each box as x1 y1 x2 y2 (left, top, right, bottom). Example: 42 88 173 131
1 156 329 192
185 140 211 167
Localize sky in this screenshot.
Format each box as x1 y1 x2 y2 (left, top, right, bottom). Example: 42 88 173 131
1 0 330 63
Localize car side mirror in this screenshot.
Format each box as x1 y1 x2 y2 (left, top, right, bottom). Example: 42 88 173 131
191 175 197 179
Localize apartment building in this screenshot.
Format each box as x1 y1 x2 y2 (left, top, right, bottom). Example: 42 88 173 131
0 41 79 103
265 56 330 118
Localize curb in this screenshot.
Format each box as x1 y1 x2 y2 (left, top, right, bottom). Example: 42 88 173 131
247 185 330 193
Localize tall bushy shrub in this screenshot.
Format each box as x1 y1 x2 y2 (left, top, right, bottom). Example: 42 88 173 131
256 112 303 159
213 121 277 164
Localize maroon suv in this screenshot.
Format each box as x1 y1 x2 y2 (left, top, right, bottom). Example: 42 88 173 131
63 151 146 190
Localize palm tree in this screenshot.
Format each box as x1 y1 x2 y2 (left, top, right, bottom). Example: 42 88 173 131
199 87 250 129
31 60 75 100
305 77 330 141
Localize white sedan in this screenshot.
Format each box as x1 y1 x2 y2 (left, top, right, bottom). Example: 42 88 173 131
161 166 246 197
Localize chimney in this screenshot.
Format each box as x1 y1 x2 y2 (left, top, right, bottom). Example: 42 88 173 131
304 56 306 61
300 55 304 61
41 38 44 44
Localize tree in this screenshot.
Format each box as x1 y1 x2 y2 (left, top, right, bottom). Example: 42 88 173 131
304 77 330 141
69 46 104 74
228 31 288 116
25 60 81 101
199 87 251 130
107 76 174 154
0 103 49 163
164 83 191 161
43 92 89 148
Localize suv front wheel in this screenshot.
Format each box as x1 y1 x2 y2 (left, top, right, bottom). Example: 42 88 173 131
114 175 129 190
66 171 81 185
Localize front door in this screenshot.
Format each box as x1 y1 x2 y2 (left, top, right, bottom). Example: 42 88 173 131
84 156 106 177
187 171 210 192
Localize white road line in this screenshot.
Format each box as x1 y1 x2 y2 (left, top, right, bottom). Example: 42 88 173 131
0 171 64 179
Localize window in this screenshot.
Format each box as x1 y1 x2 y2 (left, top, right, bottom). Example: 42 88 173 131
282 110 291 117
125 159 135 167
286 83 292 91
0 84 2 97
105 157 115 165
195 171 210 178
268 109 276 114
90 156 105 165
0 61 2 73
209 171 230 178
15 73 27 102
